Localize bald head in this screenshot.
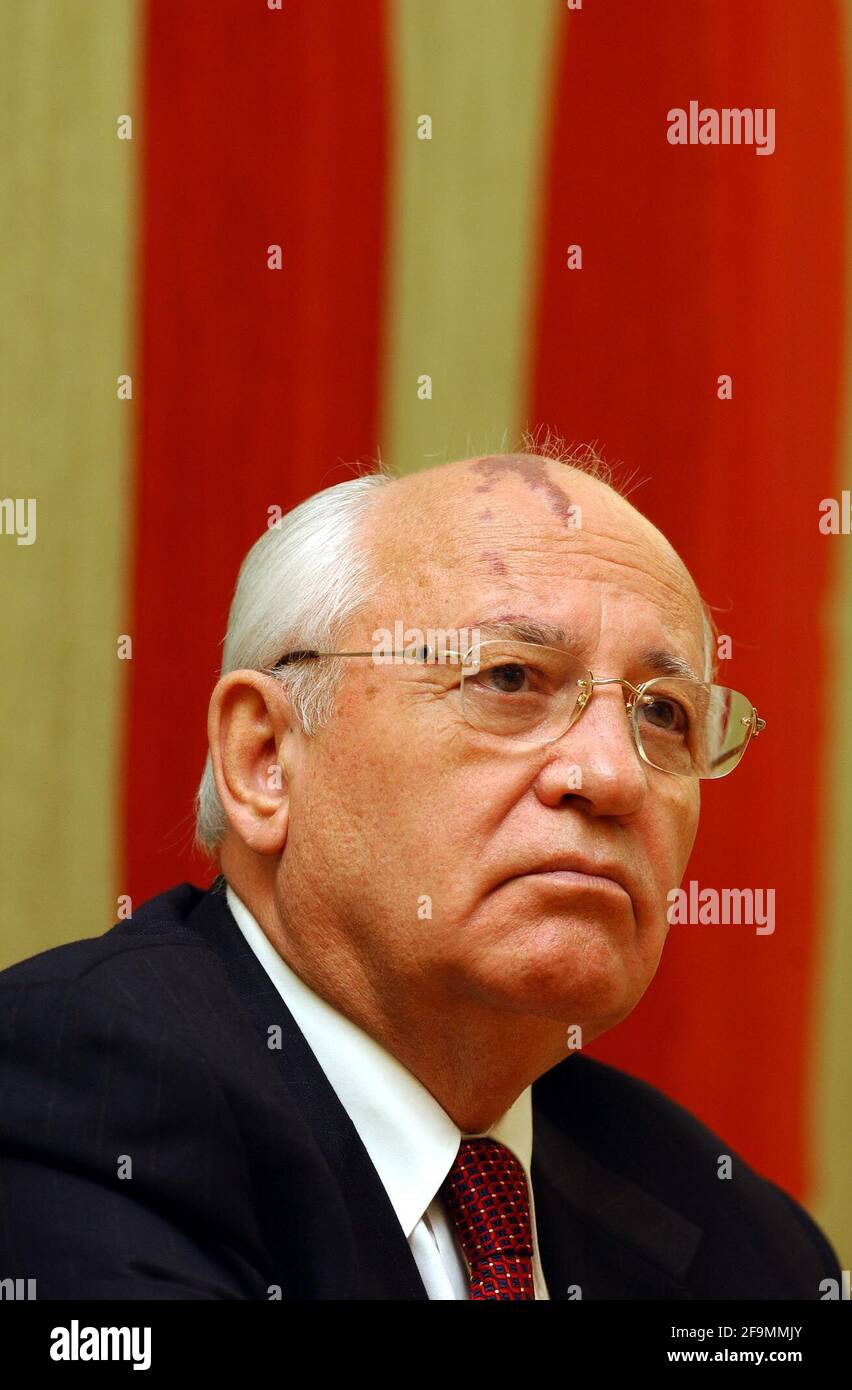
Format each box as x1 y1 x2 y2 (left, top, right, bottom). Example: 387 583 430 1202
362 452 712 682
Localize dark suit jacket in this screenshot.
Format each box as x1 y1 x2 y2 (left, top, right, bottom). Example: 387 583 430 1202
0 877 841 1300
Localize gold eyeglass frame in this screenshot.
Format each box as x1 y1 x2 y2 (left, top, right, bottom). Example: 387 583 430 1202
270 639 767 780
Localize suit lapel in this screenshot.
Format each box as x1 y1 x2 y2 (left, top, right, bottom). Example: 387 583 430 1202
532 1105 702 1299
187 880 428 1300
184 881 701 1301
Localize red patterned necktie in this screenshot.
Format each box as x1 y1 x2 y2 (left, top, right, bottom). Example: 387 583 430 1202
440 1136 536 1300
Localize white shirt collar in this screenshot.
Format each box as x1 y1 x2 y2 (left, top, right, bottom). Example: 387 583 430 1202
224 883 536 1239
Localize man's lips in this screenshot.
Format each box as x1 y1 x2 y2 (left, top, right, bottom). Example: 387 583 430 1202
520 870 629 899
500 857 632 899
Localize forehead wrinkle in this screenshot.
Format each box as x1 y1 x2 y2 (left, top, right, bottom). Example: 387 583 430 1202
461 530 701 627
449 610 702 682
419 544 703 646
511 518 703 628
373 471 705 651
452 504 693 584
542 514 693 579
464 575 703 676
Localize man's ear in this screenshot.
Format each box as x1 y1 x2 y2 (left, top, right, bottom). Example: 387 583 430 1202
207 671 296 855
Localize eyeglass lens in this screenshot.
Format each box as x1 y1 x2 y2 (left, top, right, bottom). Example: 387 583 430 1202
458 641 756 780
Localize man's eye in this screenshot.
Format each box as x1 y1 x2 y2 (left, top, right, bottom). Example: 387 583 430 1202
481 662 530 694
639 696 690 734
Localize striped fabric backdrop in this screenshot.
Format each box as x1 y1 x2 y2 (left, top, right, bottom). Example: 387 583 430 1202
1 0 850 1265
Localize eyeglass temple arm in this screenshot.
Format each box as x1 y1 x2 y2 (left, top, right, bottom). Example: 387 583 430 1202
272 645 472 670
271 649 380 670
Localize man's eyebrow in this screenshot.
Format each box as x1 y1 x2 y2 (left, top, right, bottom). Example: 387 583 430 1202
641 649 703 682
465 615 576 647
465 616 703 681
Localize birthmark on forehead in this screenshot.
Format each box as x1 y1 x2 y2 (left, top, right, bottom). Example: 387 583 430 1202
470 455 576 526
479 549 508 575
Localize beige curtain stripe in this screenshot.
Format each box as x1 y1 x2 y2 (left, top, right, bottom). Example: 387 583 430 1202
382 0 561 474
0 1 139 967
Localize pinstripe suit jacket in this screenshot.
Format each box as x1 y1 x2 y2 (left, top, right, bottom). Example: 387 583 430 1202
0 878 842 1299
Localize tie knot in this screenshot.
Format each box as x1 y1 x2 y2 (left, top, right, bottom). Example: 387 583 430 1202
440 1137 535 1299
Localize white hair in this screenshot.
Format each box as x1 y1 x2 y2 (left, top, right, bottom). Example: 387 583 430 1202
194 472 393 853
701 607 718 684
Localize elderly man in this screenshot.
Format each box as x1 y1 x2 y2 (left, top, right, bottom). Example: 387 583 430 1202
0 452 841 1300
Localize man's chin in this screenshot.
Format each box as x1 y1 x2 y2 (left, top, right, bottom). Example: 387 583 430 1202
467 933 651 1029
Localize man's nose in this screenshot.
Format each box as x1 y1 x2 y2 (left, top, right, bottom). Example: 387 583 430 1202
533 684 648 816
